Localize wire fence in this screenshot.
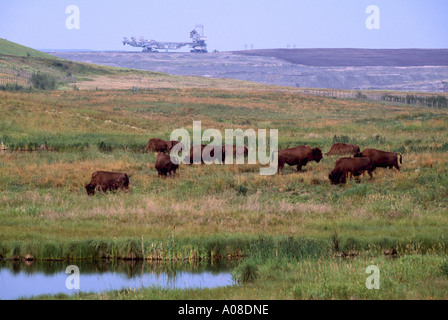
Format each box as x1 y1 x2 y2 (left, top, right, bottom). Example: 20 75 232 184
0 75 31 87
294 88 448 108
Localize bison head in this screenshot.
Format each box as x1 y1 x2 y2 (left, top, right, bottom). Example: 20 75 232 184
312 148 323 163
329 170 343 185
353 151 363 158
85 183 96 196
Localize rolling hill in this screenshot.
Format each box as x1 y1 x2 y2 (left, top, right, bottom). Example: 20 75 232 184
0 38 54 58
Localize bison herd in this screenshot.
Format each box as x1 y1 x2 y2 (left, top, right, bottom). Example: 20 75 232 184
85 139 402 195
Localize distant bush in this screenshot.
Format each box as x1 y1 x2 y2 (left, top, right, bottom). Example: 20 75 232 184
333 135 354 144
97 141 113 152
374 134 387 144
0 82 28 91
236 184 248 196
31 72 56 90
355 91 367 100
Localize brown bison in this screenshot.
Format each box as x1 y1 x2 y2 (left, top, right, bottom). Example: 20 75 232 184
355 148 402 171
276 145 323 174
167 140 180 152
85 171 129 196
187 144 221 164
145 138 169 153
325 143 360 156
221 144 249 163
145 138 180 153
155 153 179 177
329 157 374 184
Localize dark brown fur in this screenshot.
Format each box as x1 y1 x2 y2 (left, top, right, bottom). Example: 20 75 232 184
276 145 323 174
221 145 248 163
188 144 220 164
355 148 402 171
329 157 374 184
325 143 360 156
85 171 129 196
155 153 179 177
145 138 169 153
167 140 180 152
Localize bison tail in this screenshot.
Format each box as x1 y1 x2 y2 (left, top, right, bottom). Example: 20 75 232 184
399 154 402 164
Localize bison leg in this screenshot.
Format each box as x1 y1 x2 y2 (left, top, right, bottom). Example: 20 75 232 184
394 161 400 171
277 163 283 175
340 170 348 184
296 163 303 172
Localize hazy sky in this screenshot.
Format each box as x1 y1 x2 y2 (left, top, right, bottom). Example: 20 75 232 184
0 0 447 51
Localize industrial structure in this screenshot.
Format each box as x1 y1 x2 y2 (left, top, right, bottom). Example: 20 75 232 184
123 25 207 53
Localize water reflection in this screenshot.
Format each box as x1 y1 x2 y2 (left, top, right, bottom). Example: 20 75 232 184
0 259 236 300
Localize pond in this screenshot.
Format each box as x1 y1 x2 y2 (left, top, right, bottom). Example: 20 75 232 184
0 260 236 300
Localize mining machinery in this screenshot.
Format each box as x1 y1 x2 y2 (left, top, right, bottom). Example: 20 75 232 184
123 25 207 53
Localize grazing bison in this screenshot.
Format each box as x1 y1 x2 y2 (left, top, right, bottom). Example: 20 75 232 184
85 171 129 196
155 153 179 177
145 138 181 154
329 157 374 185
187 144 220 164
355 148 402 171
145 138 169 153
167 140 180 152
325 143 360 156
221 144 249 163
276 145 323 174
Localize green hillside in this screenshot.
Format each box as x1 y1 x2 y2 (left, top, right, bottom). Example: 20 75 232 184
0 39 167 90
0 38 54 58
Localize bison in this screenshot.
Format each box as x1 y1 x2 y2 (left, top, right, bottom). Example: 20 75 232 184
276 145 323 174
221 144 249 163
85 171 129 196
145 138 180 153
167 140 180 152
329 157 374 184
355 148 402 171
155 153 179 177
145 138 169 153
325 143 360 156
187 144 221 164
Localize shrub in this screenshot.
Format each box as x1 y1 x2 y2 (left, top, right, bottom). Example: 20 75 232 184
31 72 56 90
333 135 353 144
233 259 259 283
441 260 448 276
236 184 248 196
0 83 27 91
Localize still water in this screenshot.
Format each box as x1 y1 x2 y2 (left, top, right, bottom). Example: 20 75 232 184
0 260 236 300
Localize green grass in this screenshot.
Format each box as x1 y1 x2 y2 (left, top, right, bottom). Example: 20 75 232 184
1 85 447 299
0 39 166 91
0 38 54 58
27 254 448 300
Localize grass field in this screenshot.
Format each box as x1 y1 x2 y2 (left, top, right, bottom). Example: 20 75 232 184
1 58 447 298
1 87 447 299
